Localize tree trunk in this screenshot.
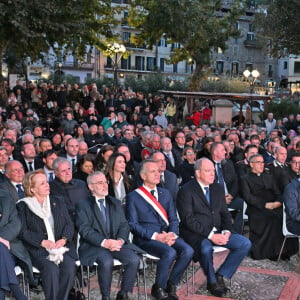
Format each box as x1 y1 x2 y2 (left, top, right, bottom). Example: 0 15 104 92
188 62 211 92
0 47 8 104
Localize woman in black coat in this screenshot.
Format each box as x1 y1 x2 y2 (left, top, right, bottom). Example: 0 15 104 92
17 170 77 300
177 147 196 186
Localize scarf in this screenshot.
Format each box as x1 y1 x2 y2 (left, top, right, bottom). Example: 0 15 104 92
18 196 68 265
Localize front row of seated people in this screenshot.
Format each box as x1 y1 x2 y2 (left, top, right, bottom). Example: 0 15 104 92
2 154 300 299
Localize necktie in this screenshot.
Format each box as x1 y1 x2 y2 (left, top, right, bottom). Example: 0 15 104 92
48 173 54 182
204 186 210 204
98 199 109 234
71 159 76 170
150 190 156 198
166 153 174 167
16 184 24 199
160 175 166 188
216 163 225 187
28 162 33 171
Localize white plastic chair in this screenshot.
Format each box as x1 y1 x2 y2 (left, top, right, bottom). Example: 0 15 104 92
277 204 300 261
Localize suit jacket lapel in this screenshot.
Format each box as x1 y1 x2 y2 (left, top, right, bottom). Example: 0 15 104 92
91 197 108 237
193 180 210 208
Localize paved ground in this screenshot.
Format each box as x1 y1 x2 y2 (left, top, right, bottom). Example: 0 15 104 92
80 249 300 300
12 240 300 300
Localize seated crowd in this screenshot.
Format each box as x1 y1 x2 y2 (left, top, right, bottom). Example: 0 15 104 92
0 81 300 300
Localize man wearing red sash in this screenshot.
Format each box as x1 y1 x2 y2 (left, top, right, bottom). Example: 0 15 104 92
126 160 193 300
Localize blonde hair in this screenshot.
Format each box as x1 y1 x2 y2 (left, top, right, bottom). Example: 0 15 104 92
23 169 46 197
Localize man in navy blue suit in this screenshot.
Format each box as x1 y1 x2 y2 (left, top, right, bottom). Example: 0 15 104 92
177 158 251 297
126 160 193 300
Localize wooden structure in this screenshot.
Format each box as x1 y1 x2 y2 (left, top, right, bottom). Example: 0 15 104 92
158 90 273 124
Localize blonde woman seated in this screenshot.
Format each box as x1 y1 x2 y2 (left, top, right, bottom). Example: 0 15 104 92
17 170 77 300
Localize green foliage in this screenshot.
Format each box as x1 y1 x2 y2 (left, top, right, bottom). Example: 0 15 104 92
128 0 246 91
200 79 249 93
124 73 187 94
254 0 300 56
0 0 118 99
268 100 300 119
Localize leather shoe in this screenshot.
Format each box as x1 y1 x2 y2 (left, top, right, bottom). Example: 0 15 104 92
166 281 179 300
151 284 169 300
216 273 229 292
207 282 224 297
116 292 129 300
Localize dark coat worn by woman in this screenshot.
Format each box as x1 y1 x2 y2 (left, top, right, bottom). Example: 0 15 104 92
241 172 298 259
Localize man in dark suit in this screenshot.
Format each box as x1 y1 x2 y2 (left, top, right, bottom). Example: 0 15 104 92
59 137 80 173
267 146 288 193
20 142 44 173
126 160 193 300
0 160 25 202
160 137 182 176
150 151 179 203
210 142 244 233
0 146 9 183
50 157 89 221
177 158 251 297
284 177 300 235
172 131 186 156
76 171 141 300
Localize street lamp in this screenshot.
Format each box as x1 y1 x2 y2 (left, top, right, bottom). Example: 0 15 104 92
243 69 260 125
105 42 126 89
243 69 260 93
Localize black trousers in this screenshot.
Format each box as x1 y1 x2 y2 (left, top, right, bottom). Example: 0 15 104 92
95 247 140 298
33 253 76 300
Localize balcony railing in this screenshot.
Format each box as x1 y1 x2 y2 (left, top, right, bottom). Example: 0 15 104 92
244 39 263 48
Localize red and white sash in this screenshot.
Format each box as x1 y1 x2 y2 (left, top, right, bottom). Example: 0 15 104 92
136 186 169 226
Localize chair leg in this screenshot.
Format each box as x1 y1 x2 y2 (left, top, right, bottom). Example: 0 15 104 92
142 256 148 300
87 266 90 300
186 268 189 296
192 261 195 295
277 237 287 261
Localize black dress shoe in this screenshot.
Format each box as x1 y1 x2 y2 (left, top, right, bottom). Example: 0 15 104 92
207 282 224 297
216 273 229 292
151 284 169 300
166 281 179 300
116 291 129 300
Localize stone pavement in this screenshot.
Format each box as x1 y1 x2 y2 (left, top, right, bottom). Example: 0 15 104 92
21 244 300 300
84 249 300 300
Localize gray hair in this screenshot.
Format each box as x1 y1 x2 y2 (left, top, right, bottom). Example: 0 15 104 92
87 171 105 185
52 157 71 172
194 157 211 171
139 159 156 176
248 154 263 164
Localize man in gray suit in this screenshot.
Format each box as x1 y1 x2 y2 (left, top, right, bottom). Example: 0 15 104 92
76 172 142 300
0 160 25 201
0 189 35 294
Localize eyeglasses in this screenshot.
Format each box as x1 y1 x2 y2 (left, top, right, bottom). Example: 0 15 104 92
90 181 109 185
10 168 24 173
291 161 300 165
186 152 195 156
251 161 264 164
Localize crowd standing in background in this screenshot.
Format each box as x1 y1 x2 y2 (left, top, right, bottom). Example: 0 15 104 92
0 79 300 299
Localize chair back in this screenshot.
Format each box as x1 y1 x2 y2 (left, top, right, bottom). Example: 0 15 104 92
282 203 296 237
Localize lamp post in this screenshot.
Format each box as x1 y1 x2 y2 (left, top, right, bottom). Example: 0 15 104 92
243 69 260 125
105 43 126 90
58 62 62 84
